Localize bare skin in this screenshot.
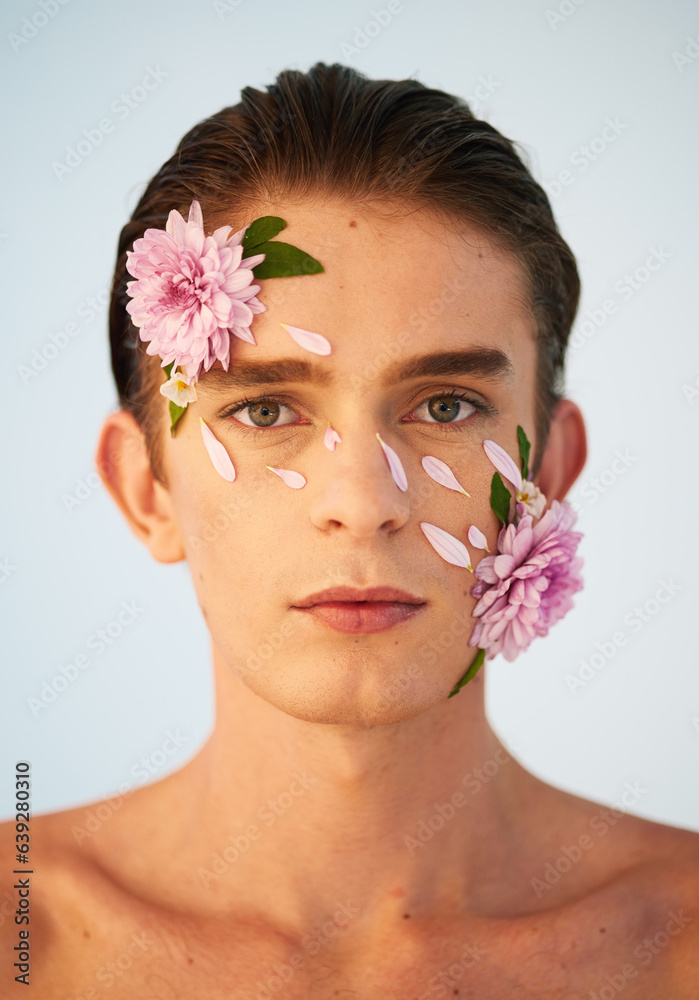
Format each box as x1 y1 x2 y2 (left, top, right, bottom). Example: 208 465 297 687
2 198 698 998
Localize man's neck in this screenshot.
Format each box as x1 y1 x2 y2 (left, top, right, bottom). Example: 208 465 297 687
146 650 556 930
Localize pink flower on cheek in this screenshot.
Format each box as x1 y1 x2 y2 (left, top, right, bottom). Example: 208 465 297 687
468 499 583 662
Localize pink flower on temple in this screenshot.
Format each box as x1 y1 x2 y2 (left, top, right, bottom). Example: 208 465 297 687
468 499 583 663
125 200 266 380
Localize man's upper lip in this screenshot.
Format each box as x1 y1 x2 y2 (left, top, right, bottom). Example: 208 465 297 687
293 586 426 608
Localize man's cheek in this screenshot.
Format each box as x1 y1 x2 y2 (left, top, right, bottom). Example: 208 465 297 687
178 485 256 555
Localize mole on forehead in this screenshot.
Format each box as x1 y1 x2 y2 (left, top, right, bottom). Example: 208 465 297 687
197 347 516 394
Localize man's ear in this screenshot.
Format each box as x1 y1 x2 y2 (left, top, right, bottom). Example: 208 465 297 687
95 409 186 564
533 398 587 503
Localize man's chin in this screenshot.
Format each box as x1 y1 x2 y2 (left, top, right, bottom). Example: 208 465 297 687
242 674 445 728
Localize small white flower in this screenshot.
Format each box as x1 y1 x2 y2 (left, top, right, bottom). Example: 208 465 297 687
517 479 546 518
160 369 198 406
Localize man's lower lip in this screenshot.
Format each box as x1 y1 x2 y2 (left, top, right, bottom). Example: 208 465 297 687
293 601 426 633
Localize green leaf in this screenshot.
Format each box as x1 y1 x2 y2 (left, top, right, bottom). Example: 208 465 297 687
490 471 512 526
163 361 175 379
169 401 187 437
251 241 324 279
242 216 287 251
447 648 486 698
517 424 530 481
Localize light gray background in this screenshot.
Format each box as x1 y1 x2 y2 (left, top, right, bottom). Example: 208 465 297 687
2 0 698 830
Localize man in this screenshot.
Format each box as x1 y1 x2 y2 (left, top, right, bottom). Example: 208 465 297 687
3 195 698 998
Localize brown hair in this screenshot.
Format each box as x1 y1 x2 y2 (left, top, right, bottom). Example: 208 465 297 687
109 61 580 483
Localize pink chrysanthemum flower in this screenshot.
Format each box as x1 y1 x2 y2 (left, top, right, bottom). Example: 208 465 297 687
125 200 266 380
468 499 584 663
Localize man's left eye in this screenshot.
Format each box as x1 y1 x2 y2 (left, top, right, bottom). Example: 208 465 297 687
411 393 478 424
232 400 298 428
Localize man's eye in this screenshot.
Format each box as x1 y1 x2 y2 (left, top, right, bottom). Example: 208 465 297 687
411 393 479 425
229 399 299 428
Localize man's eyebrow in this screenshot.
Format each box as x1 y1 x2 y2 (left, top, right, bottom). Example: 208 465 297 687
197 347 515 392
383 347 515 385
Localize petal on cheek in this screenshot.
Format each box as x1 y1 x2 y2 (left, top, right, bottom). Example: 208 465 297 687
199 418 236 482
421 455 471 496
323 424 342 451
266 466 307 489
376 433 408 492
419 522 473 571
468 524 490 552
483 439 523 491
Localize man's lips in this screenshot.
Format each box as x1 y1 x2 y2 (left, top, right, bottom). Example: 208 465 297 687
292 585 425 608
291 586 427 634
294 602 425 634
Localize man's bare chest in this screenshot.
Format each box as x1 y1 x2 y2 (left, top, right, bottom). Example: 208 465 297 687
30 903 686 1000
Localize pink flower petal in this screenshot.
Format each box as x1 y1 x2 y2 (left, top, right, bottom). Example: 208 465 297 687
230 325 257 345
266 466 306 489
376 433 408 492
199 418 236 482
188 200 204 230
483 439 523 491
279 323 332 356
468 524 490 552
473 559 499 585
511 522 533 563
419 522 473 571
323 424 342 451
421 455 470 496
240 252 266 270
493 554 516 579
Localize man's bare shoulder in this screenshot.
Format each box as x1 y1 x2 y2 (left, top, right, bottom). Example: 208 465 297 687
605 809 699 994
0 786 168 997
0 775 172 897
534 786 699 992
540 783 699 892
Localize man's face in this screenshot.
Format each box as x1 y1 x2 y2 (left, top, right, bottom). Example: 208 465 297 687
162 197 538 725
